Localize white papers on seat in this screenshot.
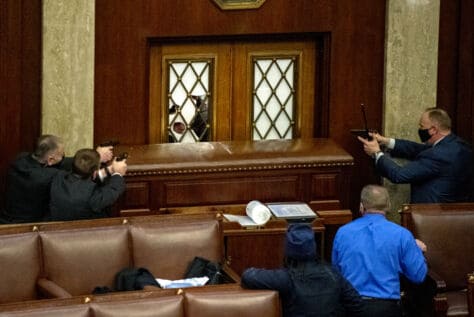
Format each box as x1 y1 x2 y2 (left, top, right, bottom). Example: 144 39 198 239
156 276 209 289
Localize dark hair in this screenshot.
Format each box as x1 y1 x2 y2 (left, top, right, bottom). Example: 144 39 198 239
72 149 100 179
34 135 62 160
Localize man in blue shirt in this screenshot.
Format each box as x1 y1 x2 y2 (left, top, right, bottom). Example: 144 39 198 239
332 184 428 316
242 223 364 317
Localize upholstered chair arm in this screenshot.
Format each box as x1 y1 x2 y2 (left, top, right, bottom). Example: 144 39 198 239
428 269 447 293
467 272 474 317
427 270 448 317
37 278 73 298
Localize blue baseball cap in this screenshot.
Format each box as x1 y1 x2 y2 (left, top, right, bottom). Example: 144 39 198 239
284 223 316 261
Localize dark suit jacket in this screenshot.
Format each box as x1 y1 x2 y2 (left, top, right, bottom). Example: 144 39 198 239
376 133 473 203
1 153 73 223
49 171 125 221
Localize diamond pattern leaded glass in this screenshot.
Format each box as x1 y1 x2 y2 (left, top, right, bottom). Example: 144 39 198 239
252 57 296 140
167 59 212 143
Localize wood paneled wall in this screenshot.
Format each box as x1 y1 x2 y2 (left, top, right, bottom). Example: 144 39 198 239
2 1 471 211
94 0 386 211
438 0 474 144
94 0 387 144
0 0 42 206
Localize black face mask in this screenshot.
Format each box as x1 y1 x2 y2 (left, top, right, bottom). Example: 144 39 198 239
418 128 431 143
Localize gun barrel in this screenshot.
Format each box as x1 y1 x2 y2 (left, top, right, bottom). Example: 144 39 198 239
99 140 120 147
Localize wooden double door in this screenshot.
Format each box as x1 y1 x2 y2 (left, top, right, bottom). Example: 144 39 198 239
149 38 320 143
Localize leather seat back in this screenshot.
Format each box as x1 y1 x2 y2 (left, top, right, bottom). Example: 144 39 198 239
0 229 40 303
411 210 474 291
40 225 130 295
130 215 222 280
184 286 281 317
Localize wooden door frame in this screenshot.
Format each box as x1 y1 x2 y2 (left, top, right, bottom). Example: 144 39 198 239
147 33 330 143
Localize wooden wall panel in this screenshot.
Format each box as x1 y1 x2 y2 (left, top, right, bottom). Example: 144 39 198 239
114 139 353 215
433 0 473 199
95 0 386 211
122 182 150 210
438 0 474 144
0 0 42 207
310 174 338 200
94 0 336 145
456 0 473 144
2 1 470 214
437 0 460 117
329 1 386 209
163 175 299 207
225 224 326 274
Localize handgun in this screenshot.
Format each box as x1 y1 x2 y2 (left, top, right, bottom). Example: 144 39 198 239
98 140 120 147
350 129 371 140
115 152 128 161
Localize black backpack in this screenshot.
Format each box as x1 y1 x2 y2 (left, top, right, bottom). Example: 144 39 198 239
184 256 222 285
114 267 160 291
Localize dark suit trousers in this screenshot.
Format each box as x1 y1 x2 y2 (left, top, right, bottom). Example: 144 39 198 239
362 297 401 317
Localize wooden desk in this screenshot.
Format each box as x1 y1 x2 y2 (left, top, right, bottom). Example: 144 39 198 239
147 206 352 268
316 209 353 260
113 138 354 216
223 218 325 275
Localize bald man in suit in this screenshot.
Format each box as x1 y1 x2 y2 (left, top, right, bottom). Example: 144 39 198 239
358 107 473 203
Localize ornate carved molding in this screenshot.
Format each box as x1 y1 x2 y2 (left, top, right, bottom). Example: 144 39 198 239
211 0 266 10
126 161 354 176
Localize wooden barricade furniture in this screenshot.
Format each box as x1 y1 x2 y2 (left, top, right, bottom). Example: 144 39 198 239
113 138 354 216
223 218 325 275
314 209 353 260
400 203 474 317
0 213 239 304
165 205 353 264
153 205 351 273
